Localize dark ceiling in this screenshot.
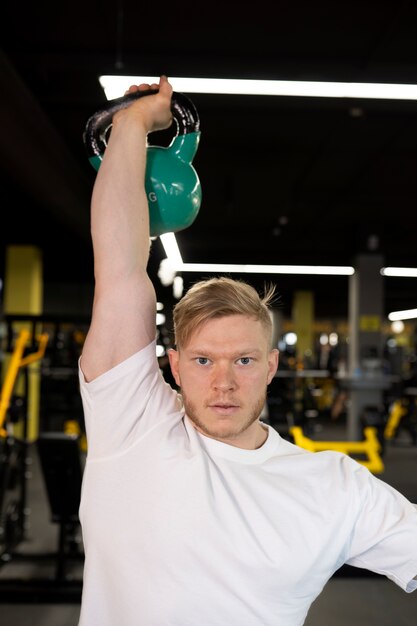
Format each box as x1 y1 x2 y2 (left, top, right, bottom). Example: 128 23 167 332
2 1 417 320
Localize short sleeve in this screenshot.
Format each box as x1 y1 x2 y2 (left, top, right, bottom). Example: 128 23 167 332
345 461 417 592
79 340 182 460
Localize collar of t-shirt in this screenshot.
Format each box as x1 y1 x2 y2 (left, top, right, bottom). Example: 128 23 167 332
184 416 282 465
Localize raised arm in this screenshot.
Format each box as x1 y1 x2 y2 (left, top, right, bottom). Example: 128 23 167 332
81 76 173 382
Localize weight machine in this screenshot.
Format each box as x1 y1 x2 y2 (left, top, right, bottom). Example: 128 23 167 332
0 326 48 562
0 318 84 602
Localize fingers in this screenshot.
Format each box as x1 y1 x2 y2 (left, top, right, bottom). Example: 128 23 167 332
124 84 143 96
124 76 171 95
117 75 172 133
158 75 173 97
124 82 154 96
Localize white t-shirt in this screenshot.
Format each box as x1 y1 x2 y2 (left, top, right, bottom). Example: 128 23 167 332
77 340 417 626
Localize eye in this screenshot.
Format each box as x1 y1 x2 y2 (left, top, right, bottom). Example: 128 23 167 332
196 357 210 365
238 357 252 365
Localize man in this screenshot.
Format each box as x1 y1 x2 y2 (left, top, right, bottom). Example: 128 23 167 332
78 76 417 626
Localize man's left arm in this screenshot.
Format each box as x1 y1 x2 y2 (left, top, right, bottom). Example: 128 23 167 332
345 463 417 592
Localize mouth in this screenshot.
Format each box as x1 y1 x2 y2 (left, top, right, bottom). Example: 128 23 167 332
208 403 240 416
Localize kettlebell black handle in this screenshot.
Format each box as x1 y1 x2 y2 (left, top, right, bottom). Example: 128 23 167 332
83 89 200 162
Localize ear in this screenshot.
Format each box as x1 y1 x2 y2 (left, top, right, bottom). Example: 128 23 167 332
167 349 181 386
267 349 279 384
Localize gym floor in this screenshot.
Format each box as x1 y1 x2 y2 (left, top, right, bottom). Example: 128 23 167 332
0 424 416 625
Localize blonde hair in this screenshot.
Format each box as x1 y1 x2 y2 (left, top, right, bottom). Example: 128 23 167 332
172 277 277 349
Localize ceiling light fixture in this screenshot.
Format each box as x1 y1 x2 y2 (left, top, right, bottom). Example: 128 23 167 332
174 263 355 276
99 75 417 101
159 231 354 275
388 308 417 321
159 233 183 266
159 234 355 276
111 83 417 280
381 267 417 277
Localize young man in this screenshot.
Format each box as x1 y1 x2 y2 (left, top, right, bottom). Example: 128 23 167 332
78 76 417 626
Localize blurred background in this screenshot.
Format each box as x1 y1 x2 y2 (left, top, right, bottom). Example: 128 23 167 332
1 1 417 623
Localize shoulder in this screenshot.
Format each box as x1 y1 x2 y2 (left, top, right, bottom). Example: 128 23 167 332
79 339 159 390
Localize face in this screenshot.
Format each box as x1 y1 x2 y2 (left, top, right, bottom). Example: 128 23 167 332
168 314 279 449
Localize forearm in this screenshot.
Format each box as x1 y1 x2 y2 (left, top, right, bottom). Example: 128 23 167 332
91 115 151 286
81 77 172 381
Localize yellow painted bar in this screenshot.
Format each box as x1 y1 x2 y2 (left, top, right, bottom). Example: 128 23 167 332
3 246 43 313
0 329 49 438
290 426 385 474
384 399 407 440
20 333 49 367
3 245 43 441
0 329 30 437
292 291 314 364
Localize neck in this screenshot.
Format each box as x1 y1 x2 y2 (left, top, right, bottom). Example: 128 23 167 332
193 420 269 450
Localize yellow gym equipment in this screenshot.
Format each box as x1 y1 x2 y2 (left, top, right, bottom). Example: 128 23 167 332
290 425 384 474
0 328 49 438
384 399 408 440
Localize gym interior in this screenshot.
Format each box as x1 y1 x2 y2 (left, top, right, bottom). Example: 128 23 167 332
1 260 417 625
2 3 417 625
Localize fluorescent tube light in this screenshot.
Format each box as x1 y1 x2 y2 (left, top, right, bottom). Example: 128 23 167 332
159 233 183 266
159 233 354 275
388 308 417 321
381 267 417 277
158 241 354 275
177 263 355 275
99 75 417 101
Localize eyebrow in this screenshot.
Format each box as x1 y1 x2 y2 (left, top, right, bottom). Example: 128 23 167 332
187 347 264 358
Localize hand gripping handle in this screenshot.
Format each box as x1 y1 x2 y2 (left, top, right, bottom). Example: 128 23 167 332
83 89 200 164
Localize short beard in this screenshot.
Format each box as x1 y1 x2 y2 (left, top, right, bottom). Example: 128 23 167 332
181 388 267 443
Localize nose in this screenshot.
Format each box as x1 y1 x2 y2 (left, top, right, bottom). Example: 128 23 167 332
211 362 237 392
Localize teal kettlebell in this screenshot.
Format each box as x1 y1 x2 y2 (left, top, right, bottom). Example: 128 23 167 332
83 89 202 237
